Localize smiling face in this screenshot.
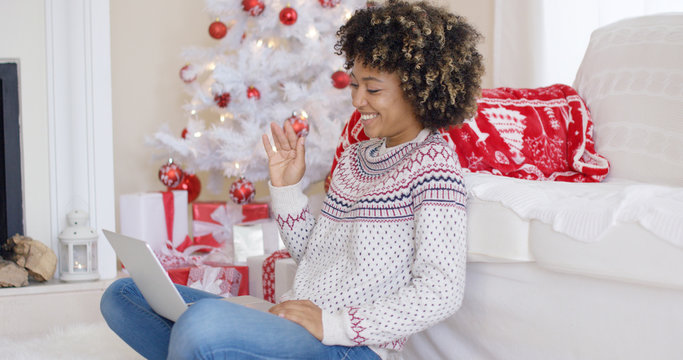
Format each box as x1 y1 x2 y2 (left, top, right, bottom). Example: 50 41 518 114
349 61 424 148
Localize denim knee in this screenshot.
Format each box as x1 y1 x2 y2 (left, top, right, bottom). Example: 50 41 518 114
100 278 135 326
167 299 216 359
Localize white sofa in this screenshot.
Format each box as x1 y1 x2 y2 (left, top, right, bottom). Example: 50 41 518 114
249 13 683 359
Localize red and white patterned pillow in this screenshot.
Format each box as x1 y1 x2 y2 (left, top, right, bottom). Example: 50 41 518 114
328 84 609 184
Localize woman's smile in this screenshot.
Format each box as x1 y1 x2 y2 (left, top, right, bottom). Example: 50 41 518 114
350 61 423 147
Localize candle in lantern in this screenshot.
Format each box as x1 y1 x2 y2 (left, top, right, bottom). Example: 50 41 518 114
58 210 99 281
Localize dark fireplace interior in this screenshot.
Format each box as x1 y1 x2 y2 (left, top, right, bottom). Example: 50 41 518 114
1 62 23 253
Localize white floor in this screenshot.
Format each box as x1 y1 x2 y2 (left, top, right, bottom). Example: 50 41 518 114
0 322 142 360
0 276 142 359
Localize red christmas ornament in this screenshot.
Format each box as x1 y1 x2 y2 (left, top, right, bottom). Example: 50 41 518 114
229 177 255 204
214 92 231 108
246 86 261 100
331 70 350 89
319 0 341 8
209 20 228 39
179 64 196 83
286 111 309 137
279 7 298 26
242 0 265 16
159 160 184 188
181 128 189 139
170 172 201 203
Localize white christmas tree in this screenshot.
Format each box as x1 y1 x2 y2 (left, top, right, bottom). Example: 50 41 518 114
149 0 366 201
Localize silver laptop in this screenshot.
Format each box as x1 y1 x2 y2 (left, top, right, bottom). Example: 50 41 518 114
102 229 273 321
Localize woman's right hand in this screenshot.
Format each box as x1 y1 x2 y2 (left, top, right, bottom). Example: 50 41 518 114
262 121 306 187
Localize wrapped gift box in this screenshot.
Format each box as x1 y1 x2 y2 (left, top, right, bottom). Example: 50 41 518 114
192 202 237 254
120 190 190 252
187 266 241 297
247 253 297 302
233 219 284 264
167 265 250 296
192 202 272 255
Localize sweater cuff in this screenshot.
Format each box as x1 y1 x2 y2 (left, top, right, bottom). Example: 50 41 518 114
268 181 308 216
322 310 356 346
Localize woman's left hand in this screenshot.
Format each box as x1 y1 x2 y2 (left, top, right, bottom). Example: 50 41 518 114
269 300 323 340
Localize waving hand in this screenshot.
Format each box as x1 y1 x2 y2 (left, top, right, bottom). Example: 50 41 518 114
262 121 306 187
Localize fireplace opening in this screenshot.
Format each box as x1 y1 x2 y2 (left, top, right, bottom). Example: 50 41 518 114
0 62 23 253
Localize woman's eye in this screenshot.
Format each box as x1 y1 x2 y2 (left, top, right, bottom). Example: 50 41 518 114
349 83 359 88
367 89 379 94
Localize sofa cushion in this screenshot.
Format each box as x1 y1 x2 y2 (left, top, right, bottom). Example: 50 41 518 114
330 84 610 183
465 179 534 262
573 13 683 186
466 172 683 287
529 220 683 289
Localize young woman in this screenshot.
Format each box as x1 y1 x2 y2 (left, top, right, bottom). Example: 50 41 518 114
100 1 483 359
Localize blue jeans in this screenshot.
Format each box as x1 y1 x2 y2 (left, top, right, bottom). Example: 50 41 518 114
100 278 380 360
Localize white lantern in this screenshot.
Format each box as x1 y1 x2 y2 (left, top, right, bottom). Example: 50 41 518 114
58 210 99 281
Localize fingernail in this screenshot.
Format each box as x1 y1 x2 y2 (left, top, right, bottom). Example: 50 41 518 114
278 313 285 318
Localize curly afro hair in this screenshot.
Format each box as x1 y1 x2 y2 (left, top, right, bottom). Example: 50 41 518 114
335 0 484 129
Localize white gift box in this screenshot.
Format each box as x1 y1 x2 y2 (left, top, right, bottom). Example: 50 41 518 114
119 190 189 252
247 254 297 301
233 219 284 264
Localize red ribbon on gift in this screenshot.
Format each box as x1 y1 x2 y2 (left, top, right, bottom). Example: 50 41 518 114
262 249 291 303
242 202 270 223
161 191 193 252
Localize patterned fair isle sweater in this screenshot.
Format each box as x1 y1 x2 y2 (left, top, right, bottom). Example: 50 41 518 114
268 129 467 360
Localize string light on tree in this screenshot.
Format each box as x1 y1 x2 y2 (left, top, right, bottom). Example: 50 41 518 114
279 6 298 26
209 19 228 39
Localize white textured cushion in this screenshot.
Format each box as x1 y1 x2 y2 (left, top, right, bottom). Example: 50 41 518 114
573 13 683 186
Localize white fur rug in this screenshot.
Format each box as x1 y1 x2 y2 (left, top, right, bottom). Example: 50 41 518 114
0 322 143 360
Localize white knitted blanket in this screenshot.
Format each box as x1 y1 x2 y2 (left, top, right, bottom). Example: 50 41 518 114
464 173 683 247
